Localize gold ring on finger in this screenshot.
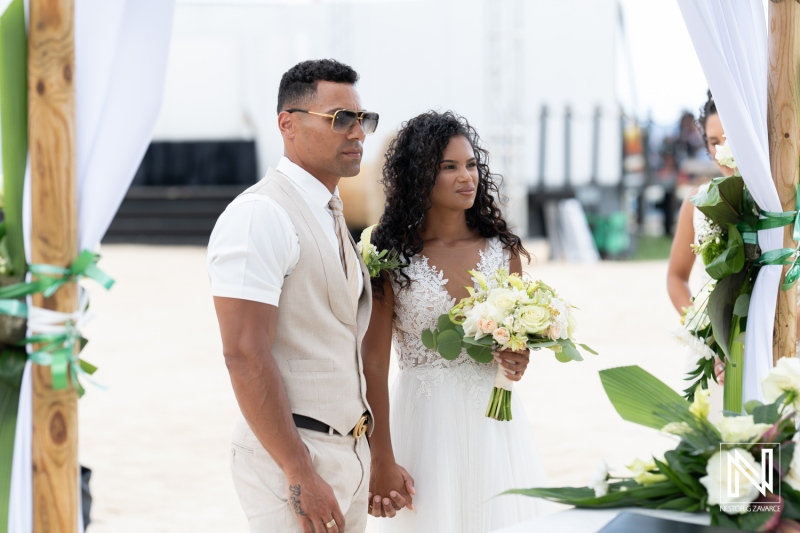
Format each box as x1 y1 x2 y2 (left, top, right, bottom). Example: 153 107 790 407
326 519 336 529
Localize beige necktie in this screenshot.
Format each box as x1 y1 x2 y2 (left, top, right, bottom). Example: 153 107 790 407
328 195 360 315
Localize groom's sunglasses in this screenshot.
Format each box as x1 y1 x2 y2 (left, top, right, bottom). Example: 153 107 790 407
286 108 380 135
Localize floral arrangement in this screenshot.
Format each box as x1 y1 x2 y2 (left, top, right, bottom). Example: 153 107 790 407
356 225 405 279
421 268 595 420
676 138 764 409
507 359 800 531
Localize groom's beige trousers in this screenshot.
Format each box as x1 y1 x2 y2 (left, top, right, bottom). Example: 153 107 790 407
230 418 371 533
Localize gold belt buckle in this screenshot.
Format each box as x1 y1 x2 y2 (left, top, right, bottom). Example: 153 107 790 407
352 414 369 439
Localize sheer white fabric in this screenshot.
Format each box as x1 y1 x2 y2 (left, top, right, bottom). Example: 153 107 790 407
678 0 779 403
10 2 175 530
373 237 546 533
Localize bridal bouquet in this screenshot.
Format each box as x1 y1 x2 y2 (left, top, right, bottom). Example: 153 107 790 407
506 360 800 531
356 225 404 279
421 268 595 421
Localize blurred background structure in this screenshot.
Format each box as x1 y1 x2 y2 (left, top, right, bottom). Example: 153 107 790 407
103 0 717 263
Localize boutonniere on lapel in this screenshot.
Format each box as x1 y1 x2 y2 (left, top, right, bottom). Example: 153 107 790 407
356 225 405 278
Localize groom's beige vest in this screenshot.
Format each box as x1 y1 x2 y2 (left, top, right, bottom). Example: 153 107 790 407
244 168 372 436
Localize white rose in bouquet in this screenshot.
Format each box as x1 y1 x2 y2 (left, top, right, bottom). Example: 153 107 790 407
714 415 771 444
517 305 551 335
487 288 518 313
762 356 800 412
700 449 760 511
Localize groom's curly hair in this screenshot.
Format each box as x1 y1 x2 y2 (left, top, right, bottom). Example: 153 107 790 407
372 111 529 296
277 59 359 114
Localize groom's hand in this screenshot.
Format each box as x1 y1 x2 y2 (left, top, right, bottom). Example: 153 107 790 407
494 349 530 381
286 468 346 533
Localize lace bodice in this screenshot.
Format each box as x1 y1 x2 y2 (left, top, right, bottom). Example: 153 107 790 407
390 237 508 402
692 182 713 246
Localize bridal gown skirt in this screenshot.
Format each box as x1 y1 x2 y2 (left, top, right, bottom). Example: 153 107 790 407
371 365 547 533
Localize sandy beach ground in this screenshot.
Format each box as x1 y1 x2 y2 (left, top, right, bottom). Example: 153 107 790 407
77 242 691 532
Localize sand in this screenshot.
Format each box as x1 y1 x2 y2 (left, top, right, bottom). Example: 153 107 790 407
76 243 689 532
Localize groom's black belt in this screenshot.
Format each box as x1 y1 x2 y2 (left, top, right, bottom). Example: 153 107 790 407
292 413 370 439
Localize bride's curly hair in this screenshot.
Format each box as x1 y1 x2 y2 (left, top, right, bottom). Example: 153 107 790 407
372 110 529 295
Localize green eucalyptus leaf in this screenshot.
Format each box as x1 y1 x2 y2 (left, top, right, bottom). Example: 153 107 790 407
466 343 494 363
557 341 583 362
437 330 463 360
579 343 598 355
461 335 493 347
421 329 437 350
437 313 456 332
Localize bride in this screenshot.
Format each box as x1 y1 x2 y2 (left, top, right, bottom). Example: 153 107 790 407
362 111 545 532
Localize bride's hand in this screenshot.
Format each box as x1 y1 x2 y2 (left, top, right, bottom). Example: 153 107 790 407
368 460 415 518
494 349 530 381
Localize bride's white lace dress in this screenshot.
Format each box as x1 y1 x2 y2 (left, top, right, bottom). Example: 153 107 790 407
374 237 546 533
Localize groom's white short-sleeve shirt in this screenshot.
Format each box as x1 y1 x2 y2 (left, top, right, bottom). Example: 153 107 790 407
207 157 364 306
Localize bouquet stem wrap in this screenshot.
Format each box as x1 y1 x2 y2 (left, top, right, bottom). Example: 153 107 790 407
487 365 514 420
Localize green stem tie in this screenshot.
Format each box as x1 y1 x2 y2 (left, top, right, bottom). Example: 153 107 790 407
0 250 112 394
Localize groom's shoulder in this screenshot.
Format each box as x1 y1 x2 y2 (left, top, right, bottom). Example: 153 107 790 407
240 167 285 196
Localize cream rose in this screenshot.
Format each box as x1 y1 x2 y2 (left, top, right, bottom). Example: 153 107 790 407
477 318 497 335
492 327 511 347
517 305 551 335
700 449 760 510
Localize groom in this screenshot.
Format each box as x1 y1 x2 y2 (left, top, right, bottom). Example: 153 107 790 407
208 59 410 533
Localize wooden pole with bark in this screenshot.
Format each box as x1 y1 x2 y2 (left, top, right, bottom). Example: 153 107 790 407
28 0 79 531
768 0 800 362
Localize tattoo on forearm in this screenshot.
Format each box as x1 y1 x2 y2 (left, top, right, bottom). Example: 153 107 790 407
289 484 306 516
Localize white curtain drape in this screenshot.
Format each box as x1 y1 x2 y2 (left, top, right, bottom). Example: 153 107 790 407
677 0 781 404
8 1 175 530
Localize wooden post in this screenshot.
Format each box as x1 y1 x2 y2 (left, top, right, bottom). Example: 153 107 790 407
768 0 800 362
28 0 78 531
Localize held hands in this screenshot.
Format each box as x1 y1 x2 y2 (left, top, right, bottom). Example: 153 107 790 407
494 348 530 382
368 461 416 518
286 467 346 533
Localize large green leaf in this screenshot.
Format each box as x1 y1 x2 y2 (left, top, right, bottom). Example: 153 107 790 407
0 349 24 533
502 479 687 509
0 0 27 276
707 269 747 359
599 365 690 430
690 175 744 227
421 329 437 350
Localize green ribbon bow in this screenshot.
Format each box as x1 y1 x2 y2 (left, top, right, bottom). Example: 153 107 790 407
23 330 95 395
0 250 113 393
753 186 800 290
